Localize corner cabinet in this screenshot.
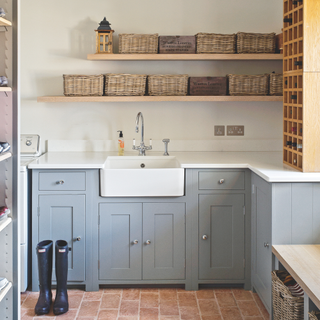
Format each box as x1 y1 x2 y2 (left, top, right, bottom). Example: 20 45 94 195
0 5 19 320
37 53 283 103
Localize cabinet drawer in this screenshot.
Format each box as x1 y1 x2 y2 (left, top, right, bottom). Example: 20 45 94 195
38 171 86 191
198 171 245 190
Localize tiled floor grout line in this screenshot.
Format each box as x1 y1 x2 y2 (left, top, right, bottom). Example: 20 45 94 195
213 290 224 320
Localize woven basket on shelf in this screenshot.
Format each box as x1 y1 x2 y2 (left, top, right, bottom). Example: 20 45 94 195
119 33 158 54
237 32 276 53
228 74 269 95
196 33 236 54
104 74 147 96
272 270 304 320
309 311 320 320
148 74 188 96
269 73 283 96
63 74 104 96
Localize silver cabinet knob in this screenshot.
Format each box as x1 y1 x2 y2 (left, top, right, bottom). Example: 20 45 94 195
132 239 139 244
264 242 269 248
57 180 65 185
145 240 151 245
76 236 81 241
202 235 208 240
219 179 225 184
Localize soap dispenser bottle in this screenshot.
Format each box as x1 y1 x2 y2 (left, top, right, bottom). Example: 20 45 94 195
117 130 124 156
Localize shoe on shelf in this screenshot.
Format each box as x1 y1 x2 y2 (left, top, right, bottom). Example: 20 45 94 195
0 277 9 291
0 8 5 18
0 142 10 153
0 76 8 86
0 206 10 221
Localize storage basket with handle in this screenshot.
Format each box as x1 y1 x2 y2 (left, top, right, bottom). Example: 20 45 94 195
104 73 147 96
272 270 304 320
237 32 276 53
119 33 158 54
148 74 189 96
196 33 236 54
228 74 269 96
309 311 320 320
63 74 104 96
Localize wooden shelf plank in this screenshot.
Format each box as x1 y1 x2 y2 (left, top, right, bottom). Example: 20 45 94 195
0 217 12 233
87 53 283 61
37 95 283 103
0 152 12 162
0 17 12 27
0 281 12 303
0 87 12 92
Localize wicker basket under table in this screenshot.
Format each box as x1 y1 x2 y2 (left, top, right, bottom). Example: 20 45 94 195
196 33 236 54
269 73 283 96
63 74 104 96
104 74 147 96
272 270 304 320
309 311 320 320
237 32 276 54
228 74 269 96
148 74 188 96
119 33 158 54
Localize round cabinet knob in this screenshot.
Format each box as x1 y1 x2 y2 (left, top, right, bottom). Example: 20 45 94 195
26 140 32 146
264 242 269 248
132 239 139 245
145 240 151 245
202 235 208 240
219 179 225 184
76 237 81 241
57 180 64 185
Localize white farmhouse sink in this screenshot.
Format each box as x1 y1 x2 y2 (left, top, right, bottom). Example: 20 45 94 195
100 156 184 197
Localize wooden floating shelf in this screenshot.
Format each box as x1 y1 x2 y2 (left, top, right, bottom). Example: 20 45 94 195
0 87 12 92
87 53 283 61
0 17 12 27
37 95 283 103
0 217 12 233
0 152 12 162
0 281 12 303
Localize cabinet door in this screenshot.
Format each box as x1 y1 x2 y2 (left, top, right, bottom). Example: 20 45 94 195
199 194 245 280
142 203 186 280
99 203 142 280
38 194 85 281
251 174 272 312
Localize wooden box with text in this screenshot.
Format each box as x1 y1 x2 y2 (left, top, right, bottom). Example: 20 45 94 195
189 77 227 96
159 36 196 54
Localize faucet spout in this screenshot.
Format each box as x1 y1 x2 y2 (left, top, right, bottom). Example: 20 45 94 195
135 112 144 144
132 112 152 156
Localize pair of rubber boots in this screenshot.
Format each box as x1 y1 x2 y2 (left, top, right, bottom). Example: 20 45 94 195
35 240 69 315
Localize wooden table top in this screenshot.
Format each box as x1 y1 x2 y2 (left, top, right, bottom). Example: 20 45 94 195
272 245 320 310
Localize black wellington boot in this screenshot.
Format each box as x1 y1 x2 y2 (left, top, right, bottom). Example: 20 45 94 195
53 240 69 315
35 240 53 315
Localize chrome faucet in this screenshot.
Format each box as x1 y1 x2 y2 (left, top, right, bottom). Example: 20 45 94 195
132 112 152 156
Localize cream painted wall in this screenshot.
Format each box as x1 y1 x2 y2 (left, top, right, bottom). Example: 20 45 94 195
20 0 283 152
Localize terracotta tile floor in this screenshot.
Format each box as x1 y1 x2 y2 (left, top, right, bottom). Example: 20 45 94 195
21 287 270 320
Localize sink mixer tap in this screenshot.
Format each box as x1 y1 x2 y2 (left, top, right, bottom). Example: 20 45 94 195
132 112 152 156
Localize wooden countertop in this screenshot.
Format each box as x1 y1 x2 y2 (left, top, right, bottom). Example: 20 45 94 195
272 245 320 309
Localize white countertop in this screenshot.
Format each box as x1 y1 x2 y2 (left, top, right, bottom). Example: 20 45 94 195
27 151 320 182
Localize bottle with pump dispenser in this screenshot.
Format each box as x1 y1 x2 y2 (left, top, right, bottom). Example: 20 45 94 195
117 130 124 156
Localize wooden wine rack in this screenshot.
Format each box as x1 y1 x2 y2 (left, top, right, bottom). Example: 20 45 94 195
283 0 320 172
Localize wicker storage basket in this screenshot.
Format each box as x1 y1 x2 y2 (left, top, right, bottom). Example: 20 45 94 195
309 311 320 320
269 73 283 96
148 74 188 96
237 32 276 53
272 270 304 320
63 74 104 96
104 74 147 96
196 33 236 54
119 33 158 54
228 74 269 95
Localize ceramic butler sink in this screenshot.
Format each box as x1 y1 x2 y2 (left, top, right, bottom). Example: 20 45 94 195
100 156 184 197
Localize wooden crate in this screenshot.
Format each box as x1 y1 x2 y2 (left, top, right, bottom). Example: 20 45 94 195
159 36 196 54
189 77 227 96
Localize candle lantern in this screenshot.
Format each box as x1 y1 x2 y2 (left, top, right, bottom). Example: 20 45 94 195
95 17 114 54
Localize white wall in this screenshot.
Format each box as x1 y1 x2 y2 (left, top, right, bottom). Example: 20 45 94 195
20 0 283 152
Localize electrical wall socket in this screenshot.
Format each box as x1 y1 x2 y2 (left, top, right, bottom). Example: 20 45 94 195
227 125 244 136
214 125 225 136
